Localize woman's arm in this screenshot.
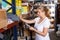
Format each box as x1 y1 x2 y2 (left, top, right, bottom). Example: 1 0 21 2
20 15 35 24
29 27 48 37
34 28 48 37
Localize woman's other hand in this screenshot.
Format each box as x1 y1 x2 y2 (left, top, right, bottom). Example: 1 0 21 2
29 27 35 31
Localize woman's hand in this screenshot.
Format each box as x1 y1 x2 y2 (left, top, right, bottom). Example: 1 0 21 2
20 14 23 19
29 27 35 31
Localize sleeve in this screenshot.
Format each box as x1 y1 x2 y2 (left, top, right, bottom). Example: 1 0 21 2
34 17 40 22
43 20 51 28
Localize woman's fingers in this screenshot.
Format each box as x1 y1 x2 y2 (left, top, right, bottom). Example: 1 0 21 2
20 14 22 19
29 27 35 31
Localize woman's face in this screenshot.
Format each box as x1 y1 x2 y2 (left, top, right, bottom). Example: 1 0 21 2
37 9 45 17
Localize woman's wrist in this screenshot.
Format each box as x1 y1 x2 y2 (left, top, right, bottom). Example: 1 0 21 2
33 28 37 32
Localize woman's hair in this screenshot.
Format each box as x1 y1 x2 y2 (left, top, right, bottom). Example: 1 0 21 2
37 3 50 18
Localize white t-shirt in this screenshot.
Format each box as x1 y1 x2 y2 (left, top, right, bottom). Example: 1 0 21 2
34 17 51 40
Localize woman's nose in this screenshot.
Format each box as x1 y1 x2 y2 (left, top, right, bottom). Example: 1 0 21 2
37 12 39 14
37 12 40 15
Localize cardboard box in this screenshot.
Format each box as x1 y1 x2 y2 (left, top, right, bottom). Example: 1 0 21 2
0 9 8 29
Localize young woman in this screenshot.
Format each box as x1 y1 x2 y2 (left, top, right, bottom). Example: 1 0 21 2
20 4 51 40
